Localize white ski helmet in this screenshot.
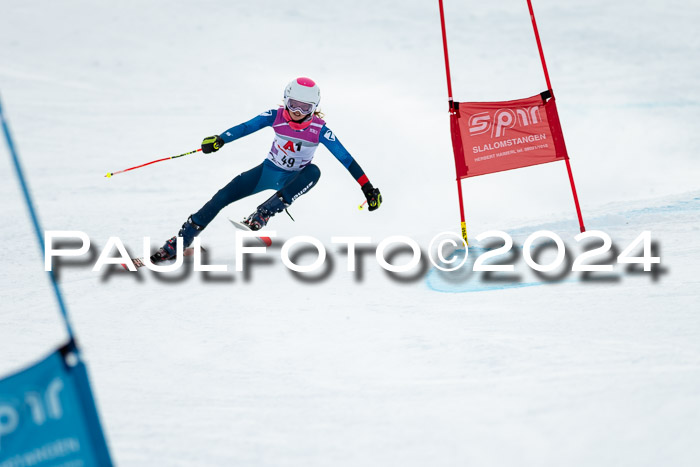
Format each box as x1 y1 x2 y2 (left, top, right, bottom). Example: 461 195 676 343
283 77 320 115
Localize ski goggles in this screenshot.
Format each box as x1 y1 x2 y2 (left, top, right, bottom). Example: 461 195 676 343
286 98 315 115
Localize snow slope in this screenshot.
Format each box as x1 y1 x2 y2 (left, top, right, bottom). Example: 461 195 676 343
2 1 699 466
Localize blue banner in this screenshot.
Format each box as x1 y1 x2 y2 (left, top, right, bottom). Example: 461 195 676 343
0 341 113 467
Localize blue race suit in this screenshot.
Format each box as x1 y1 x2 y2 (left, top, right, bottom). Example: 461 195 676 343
191 108 369 227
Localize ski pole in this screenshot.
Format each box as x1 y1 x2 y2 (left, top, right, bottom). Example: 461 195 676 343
104 148 202 178
358 200 367 210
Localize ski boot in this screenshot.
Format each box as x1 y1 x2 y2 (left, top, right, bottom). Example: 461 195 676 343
243 192 288 231
150 236 178 263
150 215 204 263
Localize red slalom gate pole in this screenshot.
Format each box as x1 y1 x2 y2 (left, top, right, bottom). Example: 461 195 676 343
439 0 468 246
565 158 585 232
438 0 454 105
526 0 553 91
104 148 202 178
526 0 585 232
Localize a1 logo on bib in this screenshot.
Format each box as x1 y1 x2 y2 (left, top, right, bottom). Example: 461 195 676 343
283 141 302 152
324 130 336 142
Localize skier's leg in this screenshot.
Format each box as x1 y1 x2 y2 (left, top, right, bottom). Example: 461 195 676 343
244 164 321 230
192 163 266 227
278 163 321 204
152 163 269 261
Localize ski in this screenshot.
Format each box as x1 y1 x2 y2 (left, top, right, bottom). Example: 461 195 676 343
121 247 198 270
228 218 273 246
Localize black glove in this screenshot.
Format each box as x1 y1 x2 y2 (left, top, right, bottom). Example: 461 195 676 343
361 182 382 211
201 135 224 154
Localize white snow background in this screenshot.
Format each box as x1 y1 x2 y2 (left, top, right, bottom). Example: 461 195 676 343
1 0 699 465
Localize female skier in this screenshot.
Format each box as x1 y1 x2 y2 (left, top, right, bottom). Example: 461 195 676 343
151 77 382 262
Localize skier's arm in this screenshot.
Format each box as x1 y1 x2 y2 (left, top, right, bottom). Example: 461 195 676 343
220 110 276 143
320 125 382 211
202 110 276 153
320 125 369 185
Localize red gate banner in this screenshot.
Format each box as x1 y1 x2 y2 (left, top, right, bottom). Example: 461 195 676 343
450 91 569 179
